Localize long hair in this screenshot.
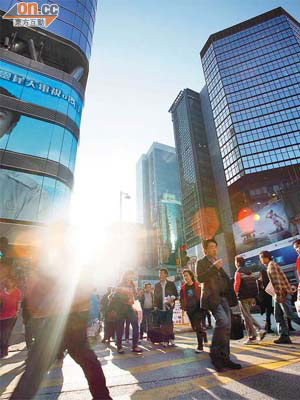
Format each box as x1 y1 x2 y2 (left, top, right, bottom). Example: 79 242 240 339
182 269 195 282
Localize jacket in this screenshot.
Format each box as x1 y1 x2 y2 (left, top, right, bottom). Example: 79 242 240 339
197 256 237 310
139 292 154 309
180 282 201 311
234 267 258 300
154 280 178 310
267 260 292 303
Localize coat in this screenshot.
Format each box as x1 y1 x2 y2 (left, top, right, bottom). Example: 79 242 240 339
197 256 237 310
154 280 178 310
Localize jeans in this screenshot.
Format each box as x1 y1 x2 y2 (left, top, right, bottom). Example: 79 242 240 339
274 295 300 339
116 306 139 349
239 298 262 339
0 317 16 358
140 308 152 338
210 297 231 361
10 312 111 400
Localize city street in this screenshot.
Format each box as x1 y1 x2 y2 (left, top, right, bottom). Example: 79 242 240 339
1 317 300 400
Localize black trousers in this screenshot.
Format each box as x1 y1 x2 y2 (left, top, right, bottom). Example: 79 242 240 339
10 312 111 400
0 317 16 358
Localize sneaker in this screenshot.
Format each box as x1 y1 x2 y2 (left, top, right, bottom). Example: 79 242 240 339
162 342 168 347
243 338 257 345
117 347 124 354
222 359 242 370
274 337 292 344
132 347 143 353
258 329 267 341
195 346 203 353
169 340 176 347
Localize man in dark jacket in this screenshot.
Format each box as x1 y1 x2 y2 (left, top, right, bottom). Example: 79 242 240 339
154 268 178 347
234 256 266 345
139 283 154 340
197 239 241 372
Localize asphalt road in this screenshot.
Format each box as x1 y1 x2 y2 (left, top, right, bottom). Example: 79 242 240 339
1 316 300 400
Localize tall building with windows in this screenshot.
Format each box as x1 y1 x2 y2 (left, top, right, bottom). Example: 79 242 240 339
200 7 300 221
136 142 184 268
171 8 300 276
169 89 219 250
0 1 97 245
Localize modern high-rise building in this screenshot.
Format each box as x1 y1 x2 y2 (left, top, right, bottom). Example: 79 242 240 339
136 142 184 268
0 1 97 248
171 7 300 277
200 7 300 220
169 89 220 250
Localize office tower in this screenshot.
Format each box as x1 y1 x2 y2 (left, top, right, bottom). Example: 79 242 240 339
136 142 184 268
0 1 97 243
200 7 300 220
169 89 220 250
171 8 300 275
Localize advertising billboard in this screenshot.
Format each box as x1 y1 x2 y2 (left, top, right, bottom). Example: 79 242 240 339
0 61 75 223
233 201 294 255
0 60 83 126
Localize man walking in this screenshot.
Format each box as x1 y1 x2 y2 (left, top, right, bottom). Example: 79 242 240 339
154 268 178 347
139 283 154 340
234 256 266 344
259 250 300 344
197 239 241 372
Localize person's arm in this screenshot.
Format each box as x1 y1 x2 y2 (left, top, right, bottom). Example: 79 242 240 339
172 282 178 299
153 284 158 309
234 271 241 294
197 259 220 283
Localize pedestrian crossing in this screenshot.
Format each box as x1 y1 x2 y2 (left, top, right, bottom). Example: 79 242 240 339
1 332 300 399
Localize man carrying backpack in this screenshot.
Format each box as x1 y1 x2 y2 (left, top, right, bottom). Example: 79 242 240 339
234 256 267 345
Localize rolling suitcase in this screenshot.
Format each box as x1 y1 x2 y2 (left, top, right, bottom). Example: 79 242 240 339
148 311 164 344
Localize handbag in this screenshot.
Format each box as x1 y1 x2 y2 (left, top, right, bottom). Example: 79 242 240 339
230 312 244 340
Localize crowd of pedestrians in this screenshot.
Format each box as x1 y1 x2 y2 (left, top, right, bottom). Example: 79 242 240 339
1 234 300 398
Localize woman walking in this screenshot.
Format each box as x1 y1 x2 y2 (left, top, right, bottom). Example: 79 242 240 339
112 270 143 354
180 269 207 353
0 275 22 358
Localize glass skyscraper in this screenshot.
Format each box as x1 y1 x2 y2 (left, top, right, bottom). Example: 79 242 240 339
169 89 219 249
136 142 184 268
200 7 300 220
0 1 97 235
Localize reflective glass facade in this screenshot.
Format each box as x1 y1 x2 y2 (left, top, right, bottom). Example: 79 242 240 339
1 0 97 59
136 143 184 267
169 89 219 249
0 1 97 225
159 194 184 265
201 10 300 187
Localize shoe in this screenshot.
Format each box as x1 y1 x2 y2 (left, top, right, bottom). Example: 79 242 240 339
169 340 176 347
274 337 292 344
222 359 242 369
101 338 107 343
162 342 168 347
132 347 143 353
117 347 124 354
258 329 267 341
210 356 224 372
243 338 257 345
195 346 203 353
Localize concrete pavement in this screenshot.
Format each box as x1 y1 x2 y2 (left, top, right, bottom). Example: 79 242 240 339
1 314 300 399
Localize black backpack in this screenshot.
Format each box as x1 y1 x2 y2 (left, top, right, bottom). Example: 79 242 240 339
238 273 259 300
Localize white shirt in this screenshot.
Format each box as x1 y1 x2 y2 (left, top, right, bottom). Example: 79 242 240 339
161 280 167 311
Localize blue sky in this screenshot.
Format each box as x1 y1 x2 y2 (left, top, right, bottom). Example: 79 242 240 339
70 0 300 230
